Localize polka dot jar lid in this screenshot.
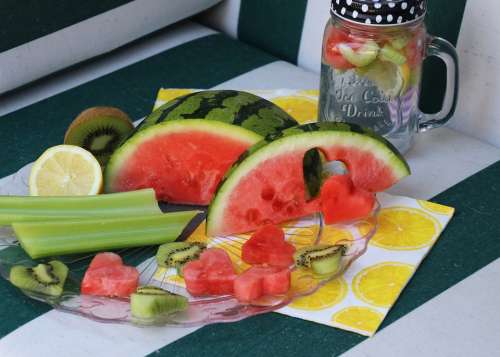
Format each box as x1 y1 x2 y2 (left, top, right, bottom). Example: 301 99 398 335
331 0 426 26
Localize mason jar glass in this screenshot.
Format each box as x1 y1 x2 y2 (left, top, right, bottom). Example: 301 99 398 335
319 0 459 154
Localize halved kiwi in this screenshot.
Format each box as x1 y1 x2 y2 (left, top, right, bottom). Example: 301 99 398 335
293 244 345 276
64 107 134 167
9 260 69 297
130 285 188 322
156 242 206 272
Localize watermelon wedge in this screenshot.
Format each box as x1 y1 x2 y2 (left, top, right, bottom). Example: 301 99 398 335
105 90 298 205
207 122 410 236
105 120 261 205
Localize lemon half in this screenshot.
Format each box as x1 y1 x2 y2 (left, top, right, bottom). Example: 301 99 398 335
29 145 102 196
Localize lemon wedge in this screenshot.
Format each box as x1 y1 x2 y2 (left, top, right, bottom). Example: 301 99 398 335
29 145 103 196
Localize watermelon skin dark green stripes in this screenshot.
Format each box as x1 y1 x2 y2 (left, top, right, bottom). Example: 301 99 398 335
136 90 298 137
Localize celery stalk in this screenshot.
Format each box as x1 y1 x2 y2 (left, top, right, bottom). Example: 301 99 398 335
0 189 161 226
13 211 200 259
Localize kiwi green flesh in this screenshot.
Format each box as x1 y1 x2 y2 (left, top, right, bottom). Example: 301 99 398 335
9 260 68 297
310 250 343 276
294 245 344 268
64 115 134 166
131 288 188 320
156 242 206 268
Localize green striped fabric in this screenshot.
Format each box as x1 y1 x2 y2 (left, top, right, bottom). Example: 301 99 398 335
0 34 275 180
0 10 499 356
238 0 308 64
0 0 134 52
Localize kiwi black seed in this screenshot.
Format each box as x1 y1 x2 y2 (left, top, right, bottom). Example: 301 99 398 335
293 244 345 275
64 106 134 167
9 260 69 297
156 242 206 270
130 285 188 322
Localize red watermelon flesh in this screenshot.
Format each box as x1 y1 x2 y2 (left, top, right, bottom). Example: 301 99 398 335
321 175 375 224
106 122 261 205
221 150 321 235
241 225 295 268
81 252 139 298
182 248 237 296
234 266 290 303
324 145 397 193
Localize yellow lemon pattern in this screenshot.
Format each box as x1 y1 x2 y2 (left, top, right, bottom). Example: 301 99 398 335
368 207 442 250
290 271 348 311
418 200 455 216
271 96 318 124
353 262 415 308
332 306 384 335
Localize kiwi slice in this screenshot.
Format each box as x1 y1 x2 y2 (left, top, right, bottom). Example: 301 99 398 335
156 242 206 270
9 260 68 297
379 44 407 65
130 285 188 321
294 245 345 275
64 107 134 167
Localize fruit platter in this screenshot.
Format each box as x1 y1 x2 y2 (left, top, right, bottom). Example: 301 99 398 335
0 90 410 327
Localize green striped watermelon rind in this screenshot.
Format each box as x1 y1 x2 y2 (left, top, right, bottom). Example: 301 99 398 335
104 119 263 193
135 90 298 137
207 122 411 235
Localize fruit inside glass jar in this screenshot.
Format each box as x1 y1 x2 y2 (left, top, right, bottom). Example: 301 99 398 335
322 22 426 97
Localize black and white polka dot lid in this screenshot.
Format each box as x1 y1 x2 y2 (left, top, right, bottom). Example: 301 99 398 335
331 0 427 26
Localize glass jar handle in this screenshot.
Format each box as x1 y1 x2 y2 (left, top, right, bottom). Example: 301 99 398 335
418 36 459 132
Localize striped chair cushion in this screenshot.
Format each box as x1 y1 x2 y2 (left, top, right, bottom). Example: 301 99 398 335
0 0 221 94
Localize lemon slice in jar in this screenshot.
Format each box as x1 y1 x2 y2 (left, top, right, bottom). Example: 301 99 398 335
357 60 411 98
29 145 103 196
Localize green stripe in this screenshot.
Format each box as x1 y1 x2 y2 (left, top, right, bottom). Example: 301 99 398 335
0 0 135 52
421 0 467 113
238 0 308 64
0 34 275 180
0 33 276 338
151 160 500 357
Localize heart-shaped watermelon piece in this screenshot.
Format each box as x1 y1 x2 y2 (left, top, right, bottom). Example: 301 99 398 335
320 175 375 224
182 248 237 296
234 266 291 303
241 225 295 268
81 252 139 298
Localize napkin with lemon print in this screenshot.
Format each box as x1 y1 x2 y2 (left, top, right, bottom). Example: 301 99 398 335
152 89 455 336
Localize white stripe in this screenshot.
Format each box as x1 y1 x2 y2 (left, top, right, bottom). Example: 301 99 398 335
199 0 241 38
449 0 500 148
0 0 220 94
297 0 331 73
0 311 199 357
0 22 215 116
342 258 500 357
388 127 500 200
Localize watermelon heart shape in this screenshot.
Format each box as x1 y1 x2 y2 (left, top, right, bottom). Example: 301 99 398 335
320 174 375 225
234 266 291 303
81 252 139 298
241 225 295 268
182 248 237 296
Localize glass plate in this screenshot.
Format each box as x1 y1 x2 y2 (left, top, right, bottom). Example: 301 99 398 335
0 166 378 327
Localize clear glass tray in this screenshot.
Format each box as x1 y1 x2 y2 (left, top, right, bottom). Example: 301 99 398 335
0 166 378 327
